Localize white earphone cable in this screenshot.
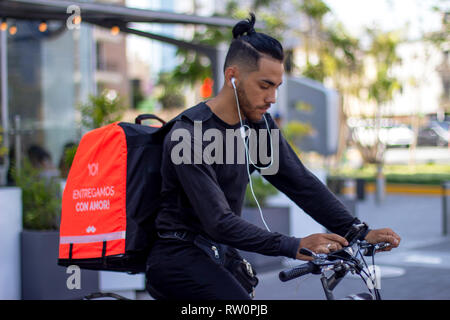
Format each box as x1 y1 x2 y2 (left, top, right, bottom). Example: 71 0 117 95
232 79 272 232
232 78 301 283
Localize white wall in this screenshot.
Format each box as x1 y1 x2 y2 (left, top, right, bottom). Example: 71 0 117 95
0 187 22 299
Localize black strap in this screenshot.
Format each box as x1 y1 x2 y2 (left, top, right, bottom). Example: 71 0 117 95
157 231 196 242
135 114 166 125
102 241 107 267
69 243 73 260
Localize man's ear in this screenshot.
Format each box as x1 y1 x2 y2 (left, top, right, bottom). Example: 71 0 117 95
224 66 239 88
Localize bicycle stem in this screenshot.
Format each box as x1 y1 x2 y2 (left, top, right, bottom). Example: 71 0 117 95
320 264 350 300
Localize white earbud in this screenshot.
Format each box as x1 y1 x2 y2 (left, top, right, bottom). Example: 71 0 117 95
240 126 246 139
231 77 236 89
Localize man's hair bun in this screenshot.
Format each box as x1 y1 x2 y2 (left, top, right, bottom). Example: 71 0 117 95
232 13 256 39
224 13 284 72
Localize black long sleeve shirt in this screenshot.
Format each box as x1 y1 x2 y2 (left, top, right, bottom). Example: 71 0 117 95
155 102 363 259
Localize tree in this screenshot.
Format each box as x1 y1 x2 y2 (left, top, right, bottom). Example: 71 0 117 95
426 3 450 117
156 72 186 110
169 0 286 89
357 29 402 163
294 0 365 166
353 29 403 203
78 90 127 130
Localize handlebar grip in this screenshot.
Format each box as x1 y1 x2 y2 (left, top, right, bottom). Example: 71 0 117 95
279 262 315 282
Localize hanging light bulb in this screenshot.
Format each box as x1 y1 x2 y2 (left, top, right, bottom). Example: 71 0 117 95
9 24 17 35
0 19 7 32
110 25 120 36
38 21 47 32
73 15 82 26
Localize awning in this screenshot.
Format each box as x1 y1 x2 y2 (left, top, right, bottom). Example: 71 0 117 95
0 0 247 28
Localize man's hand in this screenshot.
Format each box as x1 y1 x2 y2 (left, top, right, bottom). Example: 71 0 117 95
296 233 348 260
365 228 401 252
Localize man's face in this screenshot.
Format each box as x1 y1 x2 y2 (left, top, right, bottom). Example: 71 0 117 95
236 57 284 123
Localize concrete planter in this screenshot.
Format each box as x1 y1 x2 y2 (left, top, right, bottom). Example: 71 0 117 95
20 230 99 300
0 187 22 299
240 206 290 271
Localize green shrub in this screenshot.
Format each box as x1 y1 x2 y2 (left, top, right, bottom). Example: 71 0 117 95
329 164 450 185
78 90 126 129
12 159 61 230
245 175 279 208
0 126 7 158
59 143 78 179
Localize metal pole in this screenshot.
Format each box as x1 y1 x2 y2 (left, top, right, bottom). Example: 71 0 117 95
14 115 21 175
1 28 9 185
213 43 227 95
443 182 450 236
91 27 97 97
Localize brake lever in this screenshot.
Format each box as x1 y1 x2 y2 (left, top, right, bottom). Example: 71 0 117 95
299 248 328 261
298 248 342 271
327 247 353 261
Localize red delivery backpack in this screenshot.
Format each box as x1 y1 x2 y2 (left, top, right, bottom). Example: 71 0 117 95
58 114 175 273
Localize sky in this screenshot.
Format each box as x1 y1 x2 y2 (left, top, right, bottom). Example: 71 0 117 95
323 0 446 39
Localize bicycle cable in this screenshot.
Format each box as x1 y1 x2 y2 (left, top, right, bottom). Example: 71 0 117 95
357 246 381 298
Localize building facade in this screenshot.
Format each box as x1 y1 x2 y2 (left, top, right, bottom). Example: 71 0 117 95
0 0 130 184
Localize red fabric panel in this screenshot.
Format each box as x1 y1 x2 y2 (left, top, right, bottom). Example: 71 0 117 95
59 239 125 260
59 122 127 259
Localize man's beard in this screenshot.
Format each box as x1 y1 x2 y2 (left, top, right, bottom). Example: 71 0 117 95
236 85 259 122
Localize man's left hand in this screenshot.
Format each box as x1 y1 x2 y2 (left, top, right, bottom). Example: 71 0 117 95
364 228 401 252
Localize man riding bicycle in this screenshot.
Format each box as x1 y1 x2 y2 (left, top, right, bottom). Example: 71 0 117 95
145 13 401 300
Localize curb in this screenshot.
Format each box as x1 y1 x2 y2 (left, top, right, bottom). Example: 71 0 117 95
342 183 446 196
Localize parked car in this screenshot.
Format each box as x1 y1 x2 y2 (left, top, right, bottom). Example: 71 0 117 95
417 122 449 147
351 125 414 148
380 125 414 147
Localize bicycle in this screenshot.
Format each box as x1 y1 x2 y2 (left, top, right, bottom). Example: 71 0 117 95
279 223 390 300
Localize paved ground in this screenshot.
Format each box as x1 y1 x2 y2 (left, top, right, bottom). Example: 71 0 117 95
137 193 450 300
253 193 450 300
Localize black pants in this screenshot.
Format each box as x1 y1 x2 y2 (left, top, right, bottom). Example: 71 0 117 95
145 238 251 300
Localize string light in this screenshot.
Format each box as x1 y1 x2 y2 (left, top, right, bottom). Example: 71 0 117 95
9 24 17 35
73 15 82 25
38 21 47 32
110 26 120 35
0 19 7 32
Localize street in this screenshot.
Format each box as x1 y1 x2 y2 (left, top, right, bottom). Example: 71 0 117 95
254 193 450 300
136 193 450 300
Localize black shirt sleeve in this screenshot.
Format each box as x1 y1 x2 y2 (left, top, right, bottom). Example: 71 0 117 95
259 115 364 238
165 120 300 258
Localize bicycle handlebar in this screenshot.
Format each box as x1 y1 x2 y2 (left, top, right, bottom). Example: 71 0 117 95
279 262 316 282
278 223 388 300
279 240 388 283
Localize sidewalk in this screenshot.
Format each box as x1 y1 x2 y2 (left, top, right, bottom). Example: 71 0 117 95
254 193 450 300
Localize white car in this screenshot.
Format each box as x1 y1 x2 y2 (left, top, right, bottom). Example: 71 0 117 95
352 125 414 147
379 126 414 147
